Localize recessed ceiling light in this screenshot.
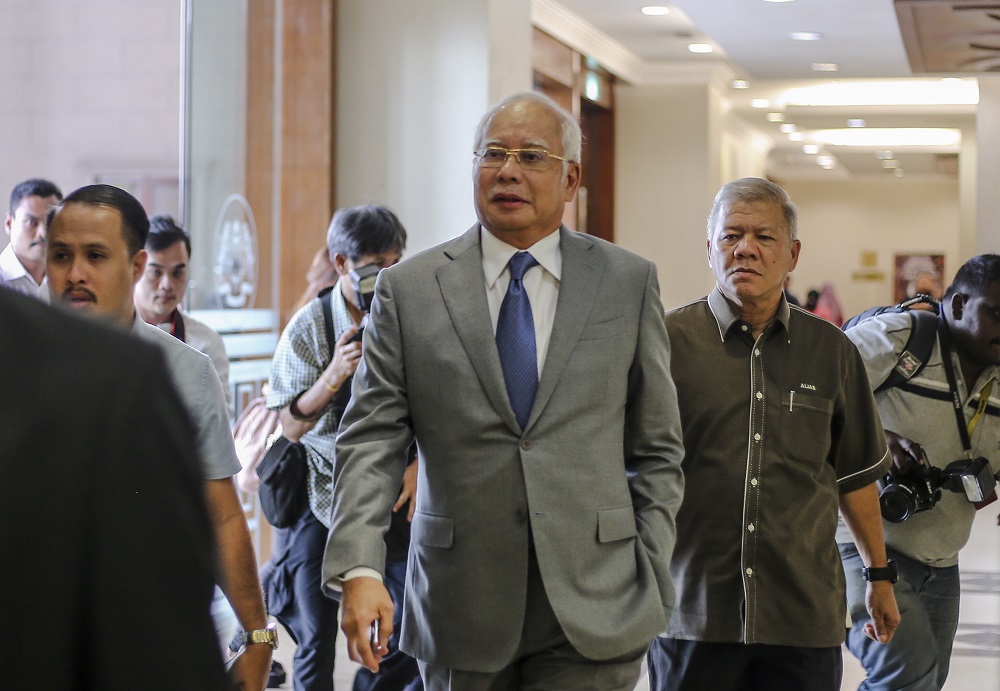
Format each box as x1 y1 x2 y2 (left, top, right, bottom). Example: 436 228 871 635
791 32 823 41
803 144 820 155
688 43 713 54
766 112 786 122
731 79 750 89
847 119 866 128
751 98 770 108
876 150 894 159
817 156 835 167
811 63 839 72
788 132 804 142
779 123 797 133
894 169 905 177
641 6 670 16
881 159 900 169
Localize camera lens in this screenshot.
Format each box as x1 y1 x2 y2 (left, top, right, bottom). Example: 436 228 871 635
879 486 915 523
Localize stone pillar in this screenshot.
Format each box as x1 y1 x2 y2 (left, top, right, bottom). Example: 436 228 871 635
975 76 1000 255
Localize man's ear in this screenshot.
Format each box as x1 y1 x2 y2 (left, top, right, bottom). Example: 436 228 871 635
4 213 12 237
131 249 148 285
332 252 350 277
948 292 966 321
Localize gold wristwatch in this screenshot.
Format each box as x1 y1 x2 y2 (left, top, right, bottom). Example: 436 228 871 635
241 622 279 649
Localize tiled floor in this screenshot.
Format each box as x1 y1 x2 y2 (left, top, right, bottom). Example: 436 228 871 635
271 509 1000 690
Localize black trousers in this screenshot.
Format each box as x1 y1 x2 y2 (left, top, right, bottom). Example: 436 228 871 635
646 637 842 691
265 507 340 691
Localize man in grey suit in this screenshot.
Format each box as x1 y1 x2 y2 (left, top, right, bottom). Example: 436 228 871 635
322 91 685 690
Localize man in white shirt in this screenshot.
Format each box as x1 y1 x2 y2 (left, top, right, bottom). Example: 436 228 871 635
1 178 62 297
133 214 233 411
46 183 272 691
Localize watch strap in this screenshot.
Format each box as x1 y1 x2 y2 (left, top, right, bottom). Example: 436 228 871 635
862 558 898 583
242 622 279 649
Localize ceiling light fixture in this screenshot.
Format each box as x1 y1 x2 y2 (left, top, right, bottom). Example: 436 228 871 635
731 79 750 89
641 6 670 16
791 32 823 41
766 112 785 122
779 123 797 133
812 128 961 148
881 159 900 169
782 80 979 107
847 119 866 128
788 132 804 142
876 151 894 159
751 98 770 108
688 43 713 54
811 63 839 72
803 144 820 155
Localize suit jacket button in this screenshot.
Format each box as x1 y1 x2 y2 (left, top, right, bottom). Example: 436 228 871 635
520 439 532 450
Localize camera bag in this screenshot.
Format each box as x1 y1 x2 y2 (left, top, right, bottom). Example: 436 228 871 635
842 294 939 393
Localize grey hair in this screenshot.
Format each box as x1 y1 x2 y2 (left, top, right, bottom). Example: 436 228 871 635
473 91 581 165
707 177 798 241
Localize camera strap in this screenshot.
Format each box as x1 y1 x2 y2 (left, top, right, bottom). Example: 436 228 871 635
937 314 999 509
936 315 974 458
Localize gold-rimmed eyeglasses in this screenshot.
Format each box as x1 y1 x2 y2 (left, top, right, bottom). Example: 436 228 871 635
474 146 572 170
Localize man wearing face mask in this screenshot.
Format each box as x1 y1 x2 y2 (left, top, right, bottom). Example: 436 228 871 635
267 205 418 691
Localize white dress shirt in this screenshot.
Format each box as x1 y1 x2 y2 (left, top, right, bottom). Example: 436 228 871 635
480 226 561 376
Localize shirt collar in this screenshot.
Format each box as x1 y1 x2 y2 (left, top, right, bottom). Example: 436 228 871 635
481 226 561 289
0 245 30 282
707 284 791 342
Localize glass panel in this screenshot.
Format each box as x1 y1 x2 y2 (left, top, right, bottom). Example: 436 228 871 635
181 0 254 310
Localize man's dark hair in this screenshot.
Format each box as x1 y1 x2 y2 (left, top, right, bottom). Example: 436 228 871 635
326 205 407 261
47 184 150 257
9 178 63 214
147 215 192 257
944 254 1000 300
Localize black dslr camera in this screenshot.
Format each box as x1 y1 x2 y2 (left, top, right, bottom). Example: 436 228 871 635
347 264 381 343
879 455 996 523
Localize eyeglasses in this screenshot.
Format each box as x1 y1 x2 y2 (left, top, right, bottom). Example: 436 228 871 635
474 146 572 170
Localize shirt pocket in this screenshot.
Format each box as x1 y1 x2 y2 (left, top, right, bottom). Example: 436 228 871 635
778 391 835 468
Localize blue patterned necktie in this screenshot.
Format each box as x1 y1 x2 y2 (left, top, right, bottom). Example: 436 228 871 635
496 252 539 430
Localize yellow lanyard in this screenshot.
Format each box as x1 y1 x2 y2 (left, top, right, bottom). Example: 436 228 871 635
968 379 995 438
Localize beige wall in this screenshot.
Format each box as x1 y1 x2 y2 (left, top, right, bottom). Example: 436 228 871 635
783 179 961 318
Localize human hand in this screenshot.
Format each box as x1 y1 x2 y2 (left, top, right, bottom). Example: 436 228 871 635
863 581 900 643
227 639 272 691
393 458 418 522
884 430 926 476
323 325 363 390
341 577 394 673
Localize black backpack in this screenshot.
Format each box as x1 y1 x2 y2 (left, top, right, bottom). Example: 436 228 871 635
841 294 940 393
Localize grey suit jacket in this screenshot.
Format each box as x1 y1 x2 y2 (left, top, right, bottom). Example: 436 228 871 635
323 225 685 672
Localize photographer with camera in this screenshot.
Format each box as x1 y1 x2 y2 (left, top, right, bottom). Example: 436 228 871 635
267 205 419 691
838 253 1000 690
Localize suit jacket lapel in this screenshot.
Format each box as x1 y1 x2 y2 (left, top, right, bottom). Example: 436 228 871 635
437 225 521 433
528 228 603 427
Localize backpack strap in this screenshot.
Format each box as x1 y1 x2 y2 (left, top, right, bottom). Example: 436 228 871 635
876 309 939 393
318 286 336 354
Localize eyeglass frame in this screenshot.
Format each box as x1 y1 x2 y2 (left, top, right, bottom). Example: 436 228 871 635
473 146 575 169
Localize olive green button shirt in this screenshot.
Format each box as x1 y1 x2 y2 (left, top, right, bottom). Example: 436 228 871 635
664 287 889 647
